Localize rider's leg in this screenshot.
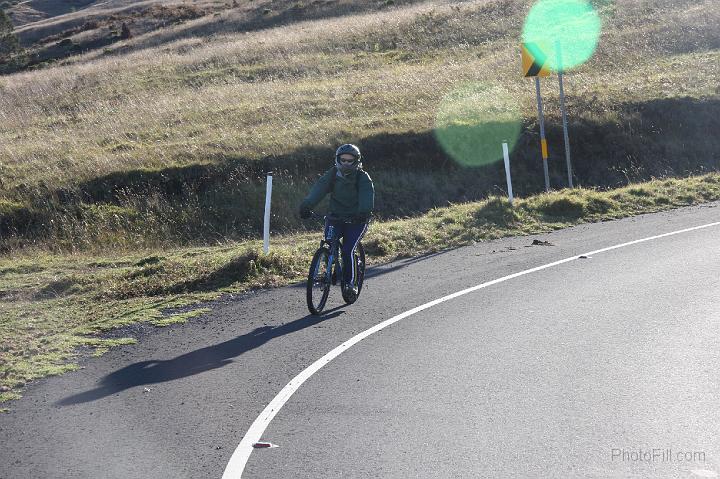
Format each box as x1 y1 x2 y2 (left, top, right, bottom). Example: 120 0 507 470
341 221 368 288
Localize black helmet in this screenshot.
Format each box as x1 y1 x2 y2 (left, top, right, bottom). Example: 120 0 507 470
335 143 362 173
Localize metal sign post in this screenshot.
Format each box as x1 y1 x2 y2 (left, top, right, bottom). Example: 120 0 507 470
522 43 551 192
556 41 573 188
535 77 550 192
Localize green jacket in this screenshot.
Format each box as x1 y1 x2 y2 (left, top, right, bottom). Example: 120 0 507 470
300 167 374 219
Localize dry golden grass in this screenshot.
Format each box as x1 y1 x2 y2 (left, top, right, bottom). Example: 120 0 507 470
0 0 716 255
1 0 717 194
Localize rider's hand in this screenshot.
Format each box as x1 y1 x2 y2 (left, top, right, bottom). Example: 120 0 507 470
353 214 370 224
300 207 312 219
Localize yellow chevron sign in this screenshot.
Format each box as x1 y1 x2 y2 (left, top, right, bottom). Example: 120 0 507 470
522 43 551 77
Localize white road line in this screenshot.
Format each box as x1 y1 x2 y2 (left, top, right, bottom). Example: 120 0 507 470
222 220 720 478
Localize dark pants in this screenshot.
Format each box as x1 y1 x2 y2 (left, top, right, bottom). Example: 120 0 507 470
324 219 368 286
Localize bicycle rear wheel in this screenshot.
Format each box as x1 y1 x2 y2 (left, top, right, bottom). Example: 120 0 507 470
307 247 331 315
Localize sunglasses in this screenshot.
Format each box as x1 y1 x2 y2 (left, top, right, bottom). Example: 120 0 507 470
338 156 356 163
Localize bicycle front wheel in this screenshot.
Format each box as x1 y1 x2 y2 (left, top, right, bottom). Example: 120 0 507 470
307 247 331 315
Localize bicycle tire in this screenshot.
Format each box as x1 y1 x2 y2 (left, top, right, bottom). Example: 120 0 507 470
307 247 331 315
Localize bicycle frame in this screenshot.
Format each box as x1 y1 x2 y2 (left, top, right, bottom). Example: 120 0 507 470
320 224 343 286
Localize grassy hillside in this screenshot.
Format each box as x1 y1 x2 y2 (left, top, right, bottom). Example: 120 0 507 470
0 0 720 255
1 0 719 406
5 0 427 69
0 0 718 254
4 1 232 70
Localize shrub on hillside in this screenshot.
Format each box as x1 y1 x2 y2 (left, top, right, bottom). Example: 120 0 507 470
120 22 132 40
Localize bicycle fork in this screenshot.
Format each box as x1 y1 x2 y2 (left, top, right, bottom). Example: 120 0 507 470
325 225 339 286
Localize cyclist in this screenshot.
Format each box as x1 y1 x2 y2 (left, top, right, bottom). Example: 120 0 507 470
299 144 374 302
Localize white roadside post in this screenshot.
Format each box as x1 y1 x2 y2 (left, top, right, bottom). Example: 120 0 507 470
502 142 514 205
263 172 273 255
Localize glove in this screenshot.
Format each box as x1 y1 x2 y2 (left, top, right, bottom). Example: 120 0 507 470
352 214 370 224
300 207 311 219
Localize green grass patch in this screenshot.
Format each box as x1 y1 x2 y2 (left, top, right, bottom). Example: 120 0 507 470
151 308 212 327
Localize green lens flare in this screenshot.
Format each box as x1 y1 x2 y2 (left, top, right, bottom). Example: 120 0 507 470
434 83 522 168
522 0 602 72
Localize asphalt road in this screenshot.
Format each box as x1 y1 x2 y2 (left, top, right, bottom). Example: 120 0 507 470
1 201 719 479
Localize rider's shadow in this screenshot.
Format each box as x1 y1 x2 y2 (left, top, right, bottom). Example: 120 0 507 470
57 309 345 406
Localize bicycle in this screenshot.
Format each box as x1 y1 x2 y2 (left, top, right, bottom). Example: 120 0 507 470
306 212 367 315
